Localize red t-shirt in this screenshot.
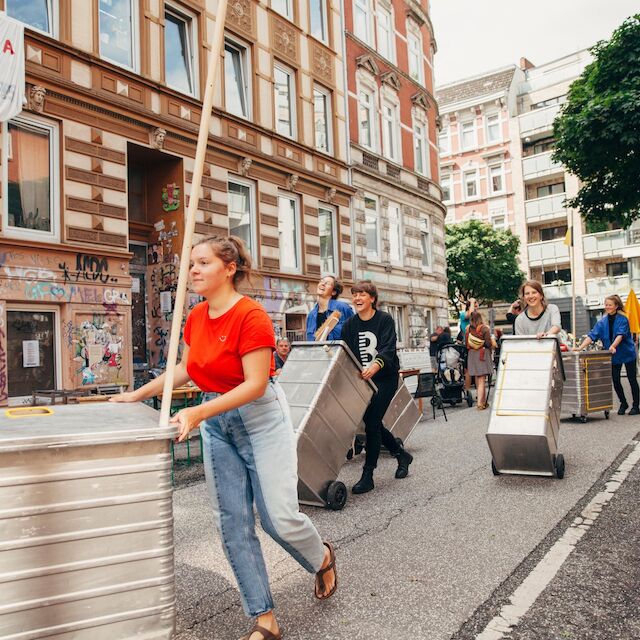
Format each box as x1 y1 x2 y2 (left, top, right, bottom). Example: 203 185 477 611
183 297 276 393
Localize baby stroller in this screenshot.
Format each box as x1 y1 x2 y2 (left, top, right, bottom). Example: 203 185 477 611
435 343 474 407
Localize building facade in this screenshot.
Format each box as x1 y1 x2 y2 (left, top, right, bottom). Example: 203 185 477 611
0 0 354 403
344 0 448 347
438 49 640 336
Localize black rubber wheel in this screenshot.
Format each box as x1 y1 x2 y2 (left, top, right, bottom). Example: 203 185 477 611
346 448 354 460
466 391 474 407
555 453 565 479
604 410 610 420
326 481 347 511
491 460 500 476
580 416 587 424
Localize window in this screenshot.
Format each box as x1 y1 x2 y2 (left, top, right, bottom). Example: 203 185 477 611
464 170 478 199
420 218 431 269
438 126 451 155
543 267 571 284
7 0 54 35
607 262 628 277
309 0 328 43
440 175 452 202
376 5 394 62
99 0 136 69
4 116 59 241
354 0 372 44
278 194 301 272
358 88 376 150
382 99 400 163
460 120 476 149
491 213 506 229
536 182 565 198
531 96 564 110
385 305 404 343
414 120 429 177
224 39 251 119
407 26 423 83
388 202 402 265
165 5 197 96
318 206 337 275
540 225 567 242
274 63 296 138
485 113 501 143
313 85 332 153
364 196 379 260
228 178 256 258
489 164 504 194
271 0 293 20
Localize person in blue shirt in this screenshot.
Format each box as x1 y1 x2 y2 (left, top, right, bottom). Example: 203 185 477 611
576 294 639 415
305 275 354 341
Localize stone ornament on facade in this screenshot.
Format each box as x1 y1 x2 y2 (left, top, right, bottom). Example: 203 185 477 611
312 43 334 86
271 15 298 64
287 174 299 191
355 54 380 77
150 127 166 150
240 157 252 176
228 0 254 36
326 187 337 203
411 92 430 111
28 85 47 113
380 71 401 92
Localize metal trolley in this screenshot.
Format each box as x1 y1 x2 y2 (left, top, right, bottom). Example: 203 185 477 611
486 336 567 479
0 402 176 639
561 351 613 422
278 341 376 511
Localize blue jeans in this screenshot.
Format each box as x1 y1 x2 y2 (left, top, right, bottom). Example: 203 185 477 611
201 380 325 617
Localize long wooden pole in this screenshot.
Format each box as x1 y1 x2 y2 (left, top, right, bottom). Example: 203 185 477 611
159 0 229 427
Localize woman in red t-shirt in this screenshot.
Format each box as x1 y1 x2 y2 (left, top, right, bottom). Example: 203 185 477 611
111 236 337 640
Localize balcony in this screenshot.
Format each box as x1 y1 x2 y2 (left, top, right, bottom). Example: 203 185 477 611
586 274 630 296
519 104 562 139
582 229 626 260
525 193 568 224
527 239 570 267
522 151 564 181
543 282 572 299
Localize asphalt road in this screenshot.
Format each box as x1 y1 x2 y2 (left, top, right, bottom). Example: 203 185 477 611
172 393 640 640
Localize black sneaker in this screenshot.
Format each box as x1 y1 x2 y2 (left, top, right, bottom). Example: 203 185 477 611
395 449 414 479
630 406 640 416
618 403 629 415
352 468 374 494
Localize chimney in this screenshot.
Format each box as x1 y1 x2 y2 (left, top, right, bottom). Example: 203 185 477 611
519 57 535 71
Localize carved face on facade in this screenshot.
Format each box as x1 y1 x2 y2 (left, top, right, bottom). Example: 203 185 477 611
151 128 167 149
29 86 46 113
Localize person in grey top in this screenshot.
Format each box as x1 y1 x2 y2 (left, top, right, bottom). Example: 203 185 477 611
515 280 562 338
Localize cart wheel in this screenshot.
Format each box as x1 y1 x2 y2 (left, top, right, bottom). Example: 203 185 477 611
346 448 354 460
491 460 500 476
580 416 587 424
604 410 610 420
326 481 347 511
555 454 565 479
466 391 474 407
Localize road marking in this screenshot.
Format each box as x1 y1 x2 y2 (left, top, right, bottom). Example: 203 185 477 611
476 440 640 640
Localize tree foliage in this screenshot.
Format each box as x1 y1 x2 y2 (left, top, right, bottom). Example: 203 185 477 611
445 220 525 311
553 15 640 228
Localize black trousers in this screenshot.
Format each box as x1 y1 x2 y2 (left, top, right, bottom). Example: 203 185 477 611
363 375 401 470
612 360 640 407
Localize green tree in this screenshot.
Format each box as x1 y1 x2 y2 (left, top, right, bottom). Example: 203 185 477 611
553 15 640 228
445 220 525 313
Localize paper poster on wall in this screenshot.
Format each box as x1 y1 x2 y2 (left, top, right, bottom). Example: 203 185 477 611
160 291 173 314
22 340 40 368
131 277 140 294
87 344 104 367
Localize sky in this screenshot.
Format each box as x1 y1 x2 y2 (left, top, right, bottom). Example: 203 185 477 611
430 0 640 86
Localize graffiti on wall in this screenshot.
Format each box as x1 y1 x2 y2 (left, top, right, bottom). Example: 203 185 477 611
59 253 119 285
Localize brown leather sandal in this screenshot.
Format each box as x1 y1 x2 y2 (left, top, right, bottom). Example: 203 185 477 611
314 541 338 600
240 623 282 640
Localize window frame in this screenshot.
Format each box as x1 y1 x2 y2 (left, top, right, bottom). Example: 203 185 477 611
354 0 373 45
357 83 378 152
407 20 424 84
313 84 333 155
440 174 452 203
381 96 401 164
277 192 302 274
224 36 253 120
273 61 297 140
3 114 60 243
460 119 477 150
98 0 140 72
271 0 293 21
318 204 339 276
489 163 505 195
485 112 501 144
387 201 403 266
420 217 432 272
7 0 57 37
364 194 381 262
376 3 395 63
309 0 329 44
463 169 479 200
413 115 429 177
164 3 199 98
384 304 405 345
227 176 257 261
438 125 451 155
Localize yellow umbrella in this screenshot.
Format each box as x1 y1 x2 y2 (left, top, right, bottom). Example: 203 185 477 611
624 289 640 334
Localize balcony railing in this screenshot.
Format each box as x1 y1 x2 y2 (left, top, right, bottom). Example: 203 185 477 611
519 104 562 138
542 282 572 299
522 151 564 181
586 274 630 296
582 229 626 259
527 239 570 266
525 193 567 224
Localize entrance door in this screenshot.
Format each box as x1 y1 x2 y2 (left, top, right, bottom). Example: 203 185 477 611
129 243 149 366
6 310 57 398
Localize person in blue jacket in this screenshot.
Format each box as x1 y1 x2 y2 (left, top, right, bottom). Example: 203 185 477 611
576 294 639 415
306 275 354 340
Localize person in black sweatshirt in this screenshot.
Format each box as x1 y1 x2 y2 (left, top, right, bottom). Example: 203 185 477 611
341 280 414 494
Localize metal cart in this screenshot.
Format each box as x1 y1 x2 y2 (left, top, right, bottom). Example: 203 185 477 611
278 341 376 510
0 402 176 639
486 336 566 479
562 351 613 422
